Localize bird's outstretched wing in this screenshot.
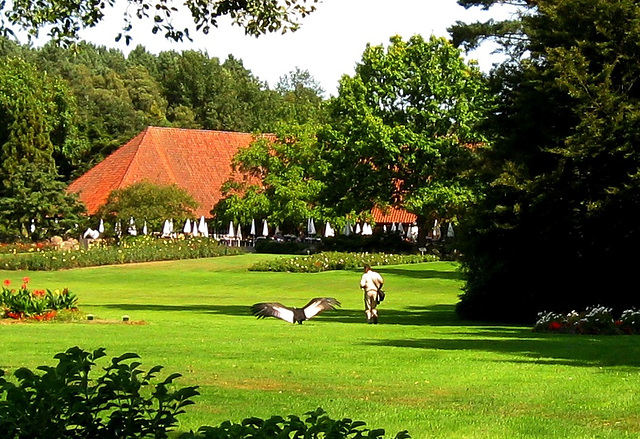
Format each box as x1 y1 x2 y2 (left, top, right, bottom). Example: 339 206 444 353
251 302 295 324
303 297 341 320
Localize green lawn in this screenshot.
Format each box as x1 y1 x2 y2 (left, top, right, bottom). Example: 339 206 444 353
1 254 640 438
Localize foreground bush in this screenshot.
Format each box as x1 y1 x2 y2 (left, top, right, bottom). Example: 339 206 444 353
534 305 640 335
0 347 199 438
249 251 438 273
0 236 243 271
181 407 410 439
0 347 410 439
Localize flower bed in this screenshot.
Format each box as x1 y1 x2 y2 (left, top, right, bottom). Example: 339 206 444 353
0 236 243 271
1 278 78 320
248 251 438 273
534 305 640 335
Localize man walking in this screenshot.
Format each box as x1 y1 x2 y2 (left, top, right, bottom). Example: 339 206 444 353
360 264 384 324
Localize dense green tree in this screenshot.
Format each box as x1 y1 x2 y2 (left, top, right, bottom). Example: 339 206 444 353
0 58 85 241
34 42 157 172
275 67 328 125
320 35 493 236
1 0 319 45
455 0 640 322
123 65 169 126
212 123 328 232
96 181 198 233
203 55 276 132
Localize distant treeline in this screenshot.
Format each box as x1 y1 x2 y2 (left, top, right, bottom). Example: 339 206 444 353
0 38 327 182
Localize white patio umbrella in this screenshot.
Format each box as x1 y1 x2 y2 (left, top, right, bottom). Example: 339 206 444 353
236 224 243 240
98 219 105 234
324 222 335 238
142 221 148 236
115 221 122 237
250 218 256 236
391 222 397 233
83 228 99 239
183 219 191 234
343 222 353 236
447 222 455 238
383 225 388 234
398 223 405 234
228 221 235 238
262 219 269 237
162 220 171 236
355 223 362 234
432 219 441 240
169 219 174 234
362 222 373 235
128 217 137 235
308 218 316 235
198 216 209 237
192 221 199 237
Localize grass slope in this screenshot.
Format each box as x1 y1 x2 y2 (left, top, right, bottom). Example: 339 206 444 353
1 254 640 438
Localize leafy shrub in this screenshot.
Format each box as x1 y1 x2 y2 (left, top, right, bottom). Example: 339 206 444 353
0 236 243 271
322 234 416 254
181 407 410 439
1 278 77 320
249 251 437 273
618 308 640 334
0 348 410 439
0 347 199 439
534 305 640 335
96 181 199 235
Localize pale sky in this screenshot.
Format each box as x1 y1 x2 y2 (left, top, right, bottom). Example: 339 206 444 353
72 0 517 97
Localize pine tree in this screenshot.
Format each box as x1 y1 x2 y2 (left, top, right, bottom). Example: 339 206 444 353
0 57 85 241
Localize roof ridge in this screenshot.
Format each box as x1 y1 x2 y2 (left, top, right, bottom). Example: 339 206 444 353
119 127 151 186
146 125 255 136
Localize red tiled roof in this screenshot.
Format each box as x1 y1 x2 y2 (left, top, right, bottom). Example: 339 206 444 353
68 127 257 218
371 206 417 224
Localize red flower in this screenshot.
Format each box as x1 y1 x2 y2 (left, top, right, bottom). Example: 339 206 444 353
549 321 563 331
3 279 10 286
22 277 30 284
6 311 23 319
32 289 46 298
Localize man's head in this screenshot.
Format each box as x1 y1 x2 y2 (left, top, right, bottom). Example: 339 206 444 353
363 264 371 272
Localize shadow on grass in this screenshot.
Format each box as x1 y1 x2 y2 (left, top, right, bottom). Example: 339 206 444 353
101 303 486 327
364 332 640 368
377 267 464 281
99 303 640 368
101 304 250 316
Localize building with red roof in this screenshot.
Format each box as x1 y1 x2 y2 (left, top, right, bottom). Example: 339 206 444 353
68 126 257 218
68 126 416 226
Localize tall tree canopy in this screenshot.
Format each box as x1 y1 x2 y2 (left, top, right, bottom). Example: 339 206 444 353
1 0 319 45
0 57 85 241
455 0 640 322
212 123 328 232
320 35 493 232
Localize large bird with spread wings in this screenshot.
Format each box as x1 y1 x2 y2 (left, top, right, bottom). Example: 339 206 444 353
251 297 340 324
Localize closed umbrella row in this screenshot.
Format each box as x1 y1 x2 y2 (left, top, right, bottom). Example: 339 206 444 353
85 217 440 243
